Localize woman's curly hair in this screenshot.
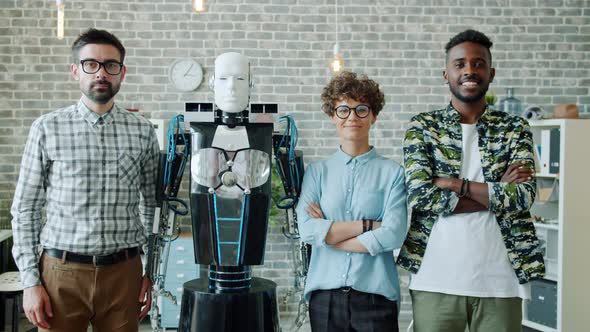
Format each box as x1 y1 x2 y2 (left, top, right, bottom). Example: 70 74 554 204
321 71 385 117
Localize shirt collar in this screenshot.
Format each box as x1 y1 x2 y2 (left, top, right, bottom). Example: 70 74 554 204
333 146 377 165
443 102 493 125
77 99 116 126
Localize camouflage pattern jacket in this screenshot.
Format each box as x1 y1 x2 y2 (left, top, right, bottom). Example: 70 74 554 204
396 104 545 284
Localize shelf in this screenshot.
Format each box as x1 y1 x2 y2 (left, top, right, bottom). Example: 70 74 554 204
534 222 559 231
522 319 557 332
543 273 558 282
527 119 590 331
535 173 559 179
529 119 565 128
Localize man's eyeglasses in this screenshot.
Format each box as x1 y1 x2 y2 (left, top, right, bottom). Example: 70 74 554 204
334 104 371 119
80 59 124 75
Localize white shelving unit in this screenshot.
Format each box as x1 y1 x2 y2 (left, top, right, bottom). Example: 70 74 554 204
523 119 590 332
535 173 558 179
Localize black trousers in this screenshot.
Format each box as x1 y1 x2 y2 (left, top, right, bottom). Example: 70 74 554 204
309 288 399 332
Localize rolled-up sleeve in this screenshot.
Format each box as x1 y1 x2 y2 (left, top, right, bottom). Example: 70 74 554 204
296 163 334 248
358 165 408 256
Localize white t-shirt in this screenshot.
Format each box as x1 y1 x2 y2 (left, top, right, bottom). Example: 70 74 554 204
409 123 530 299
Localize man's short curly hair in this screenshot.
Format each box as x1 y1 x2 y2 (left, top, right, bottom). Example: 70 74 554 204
321 71 385 117
445 29 493 64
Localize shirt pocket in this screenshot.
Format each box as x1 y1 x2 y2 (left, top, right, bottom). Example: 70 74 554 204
353 189 385 220
118 152 141 187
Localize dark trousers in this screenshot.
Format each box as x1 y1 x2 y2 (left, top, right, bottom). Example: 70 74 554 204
309 287 399 332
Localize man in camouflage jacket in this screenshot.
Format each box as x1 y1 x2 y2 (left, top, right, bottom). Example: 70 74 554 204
396 106 546 282
397 30 545 332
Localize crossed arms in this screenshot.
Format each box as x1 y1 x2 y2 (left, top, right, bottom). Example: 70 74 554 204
296 163 408 255
404 116 536 217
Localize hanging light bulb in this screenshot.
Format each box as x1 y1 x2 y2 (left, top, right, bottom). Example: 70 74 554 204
329 0 343 72
192 0 205 13
331 43 343 73
56 0 65 40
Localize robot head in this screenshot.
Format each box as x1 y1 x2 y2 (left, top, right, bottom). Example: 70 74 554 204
211 52 252 114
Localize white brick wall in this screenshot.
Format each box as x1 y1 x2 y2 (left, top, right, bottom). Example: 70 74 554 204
1 0 589 322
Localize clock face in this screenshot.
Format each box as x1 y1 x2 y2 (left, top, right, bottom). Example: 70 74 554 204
169 59 203 92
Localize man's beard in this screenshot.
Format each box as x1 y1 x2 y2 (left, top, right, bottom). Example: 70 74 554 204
84 80 120 104
449 80 489 104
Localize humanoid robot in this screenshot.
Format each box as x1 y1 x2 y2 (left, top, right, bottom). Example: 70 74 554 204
178 53 280 331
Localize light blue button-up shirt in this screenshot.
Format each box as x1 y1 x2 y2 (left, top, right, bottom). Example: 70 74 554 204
297 147 407 302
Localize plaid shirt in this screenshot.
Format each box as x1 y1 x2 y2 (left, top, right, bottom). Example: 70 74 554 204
397 104 545 284
11 100 159 288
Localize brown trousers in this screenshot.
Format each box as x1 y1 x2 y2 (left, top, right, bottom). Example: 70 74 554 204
39 252 143 332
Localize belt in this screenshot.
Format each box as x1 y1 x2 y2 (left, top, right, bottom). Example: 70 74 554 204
44 247 139 266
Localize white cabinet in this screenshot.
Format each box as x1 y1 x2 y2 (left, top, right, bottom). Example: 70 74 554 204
523 119 590 332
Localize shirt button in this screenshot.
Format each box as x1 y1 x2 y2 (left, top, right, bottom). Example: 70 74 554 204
347 253 350 256
102 187 106 192
342 274 346 278
347 189 351 192
346 210 351 214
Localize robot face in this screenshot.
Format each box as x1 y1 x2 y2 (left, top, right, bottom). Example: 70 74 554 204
213 52 251 113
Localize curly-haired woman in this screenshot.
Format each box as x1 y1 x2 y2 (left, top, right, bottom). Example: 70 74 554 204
296 71 407 332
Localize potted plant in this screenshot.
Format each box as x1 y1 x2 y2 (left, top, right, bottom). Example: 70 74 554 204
485 91 498 111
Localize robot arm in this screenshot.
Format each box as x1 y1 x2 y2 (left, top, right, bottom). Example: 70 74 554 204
147 115 190 331
272 115 310 331
272 115 305 238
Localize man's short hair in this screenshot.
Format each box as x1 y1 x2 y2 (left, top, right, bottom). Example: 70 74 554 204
321 71 385 117
71 28 126 63
445 29 493 64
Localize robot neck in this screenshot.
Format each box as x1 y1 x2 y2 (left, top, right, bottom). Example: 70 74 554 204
219 111 247 127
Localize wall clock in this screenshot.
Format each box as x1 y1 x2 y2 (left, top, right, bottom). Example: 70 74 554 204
169 58 203 92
